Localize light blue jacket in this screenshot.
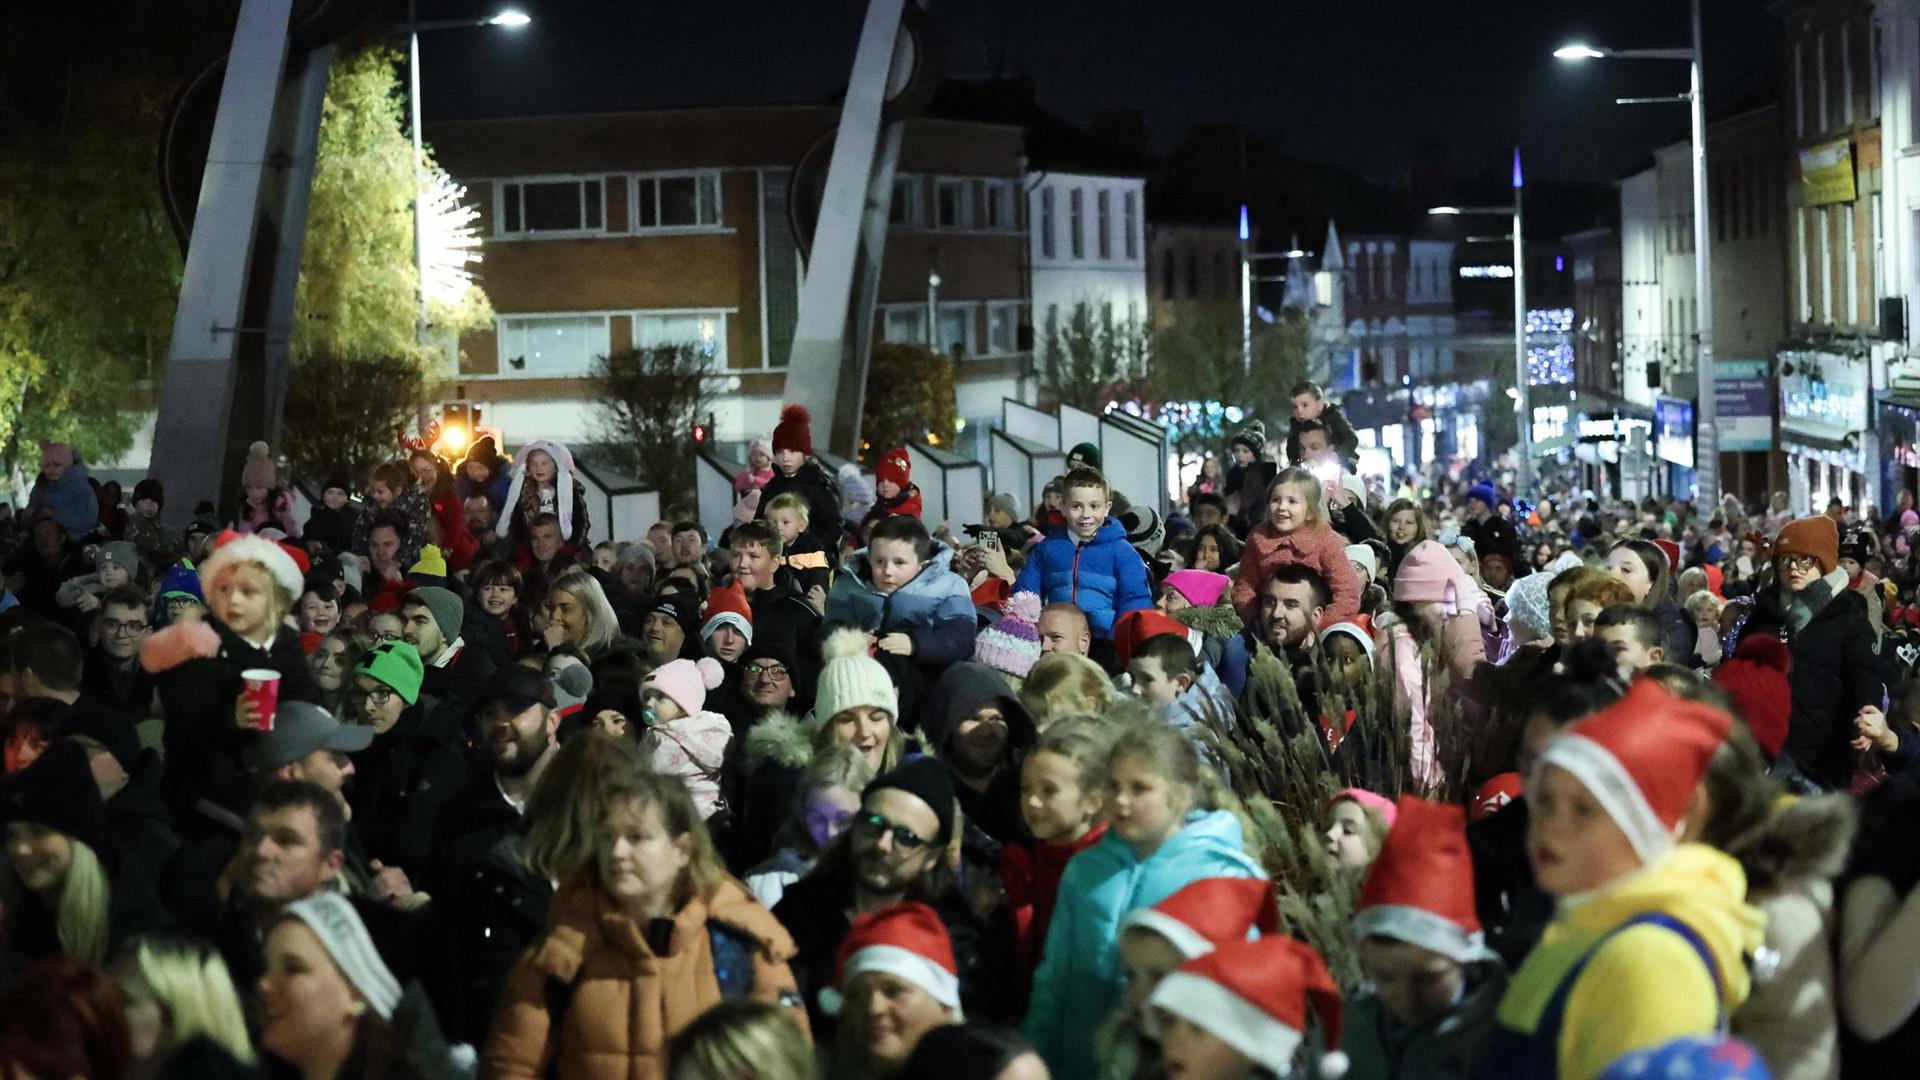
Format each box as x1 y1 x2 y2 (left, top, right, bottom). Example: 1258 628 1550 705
822 542 978 666
1025 808 1264 1080
26 458 97 539
1161 663 1236 772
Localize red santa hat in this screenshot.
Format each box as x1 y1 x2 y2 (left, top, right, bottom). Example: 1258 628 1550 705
1471 773 1523 822
1318 615 1376 661
1149 936 1345 1079
831 902 961 1014
1536 676 1732 864
875 447 912 491
1120 877 1280 960
700 583 754 645
199 529 305 601
772 404 814 457
1352 797 1495 964
1112 608 1195 670
1652 538 1682 572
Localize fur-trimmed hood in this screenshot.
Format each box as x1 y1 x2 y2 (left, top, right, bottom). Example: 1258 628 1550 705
1726 792 1858 898
1175 589 1243 640
743 712 817 772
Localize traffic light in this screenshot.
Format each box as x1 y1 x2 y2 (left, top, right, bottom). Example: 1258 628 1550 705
434 401 480 457
691 411 715 446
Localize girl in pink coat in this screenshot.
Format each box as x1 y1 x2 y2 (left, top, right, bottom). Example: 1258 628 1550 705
1231 467 1362 623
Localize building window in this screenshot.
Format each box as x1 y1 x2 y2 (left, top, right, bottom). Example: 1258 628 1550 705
1795 207 1811 321
1069 189 1085 258
634 173 722 230
1873 190 1885 307
1096 190 1113 259
1040 187 1057 259
1162 248 1176 300
883 307 926 345
1122 191 1139 259
986 301 1022 354
498 178 605 236
1817 31 1829 133
1818 204 1833 323
634 311 727 365
935 179 972 229
936 304 972 357
1185 247 1199 298
1840 23 1853 127
1794 41 1806 138
496 314 612 376
979 180 1015 231
890 175 923 226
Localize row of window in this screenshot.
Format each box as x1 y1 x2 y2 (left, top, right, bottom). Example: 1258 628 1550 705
1792 16 1879 141
494 311 731 377
1035 186 1141 262
1790 195 1884 329
890 175 1020 233
494 173 725 238
880 300 1027 358
1157 245 1236 301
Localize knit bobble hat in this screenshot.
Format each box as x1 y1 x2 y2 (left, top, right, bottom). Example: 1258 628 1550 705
1122 505 1165 556
1711 634 1792 761
1352 796 1495 964
1392 540 1459 606
1537 677 1732 864
875 448 912 491
813 628 898 726
974 590 1042 679
1773 515 1839 575
772 404 814 457
832 902 961 1012
1230 420 1267 456
644 657 725 720
1122 877 1281 960
356 640 425 705
241 441 277 490
1067 442 1102 470
1333 788 1398 828
1149 937 1345 1080
1839 529 1874 565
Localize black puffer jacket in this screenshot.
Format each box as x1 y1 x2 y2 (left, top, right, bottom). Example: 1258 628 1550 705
756 460 842 552
1741 571 1888 790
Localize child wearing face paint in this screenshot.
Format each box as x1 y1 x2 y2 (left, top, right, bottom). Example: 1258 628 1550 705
1475 678 1765 1080
1231 467 1362 625
1342 796 1508 1080
743 744 875 910
1099 876 1282 1080
639 658 734 821
1025 721 1263 1080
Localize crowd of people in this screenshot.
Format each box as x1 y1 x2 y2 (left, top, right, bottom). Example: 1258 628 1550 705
0 382 1914 1080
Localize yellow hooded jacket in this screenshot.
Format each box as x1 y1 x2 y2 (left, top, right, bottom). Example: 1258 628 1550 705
1492 844 1767 1080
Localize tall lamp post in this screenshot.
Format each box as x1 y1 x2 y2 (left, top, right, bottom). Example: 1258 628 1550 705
1431 161 1532 492
408 5 530 340
1554 0 1715 504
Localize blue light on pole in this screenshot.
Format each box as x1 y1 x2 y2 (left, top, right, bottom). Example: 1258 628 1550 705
1238 204 1249 241
1512 147 1524 190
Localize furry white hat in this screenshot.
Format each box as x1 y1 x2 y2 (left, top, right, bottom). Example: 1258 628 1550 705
198 530 304 601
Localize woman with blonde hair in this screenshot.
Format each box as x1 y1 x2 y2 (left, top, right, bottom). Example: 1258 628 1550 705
0 741 120 967
485 766 811 1079
667 999 816 1080
1018 652 1115 728
542 568 624 660
112 935 255 1077
521 730 648 884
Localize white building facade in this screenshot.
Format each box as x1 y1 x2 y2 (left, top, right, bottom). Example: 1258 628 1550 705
1028 171 1151 357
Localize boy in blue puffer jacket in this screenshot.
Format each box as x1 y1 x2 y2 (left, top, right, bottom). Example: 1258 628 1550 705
1012 467 1154 645
824 514 977 687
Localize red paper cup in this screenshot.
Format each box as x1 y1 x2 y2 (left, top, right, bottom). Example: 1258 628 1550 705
241 669 282 731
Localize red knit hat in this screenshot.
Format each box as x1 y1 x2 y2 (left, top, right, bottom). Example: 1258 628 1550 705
832 902 960 1012
700 583 754 645
1149 937 1344 1078
1652 538 1681 572
1353 797 1494 963
1112 609 1192 670
772 404 813 457
1711 634 1791 761
1121 877 1280 960
875 447 911 491
1537 676 1732 863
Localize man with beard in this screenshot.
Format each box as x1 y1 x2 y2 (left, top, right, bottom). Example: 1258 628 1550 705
919 662 1036 847
428 666 559 1043
399 585 495 727
774 757 1016 1040
1259 563 1329 724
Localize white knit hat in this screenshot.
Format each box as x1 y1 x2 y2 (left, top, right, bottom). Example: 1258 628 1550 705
812 628 898 723
283 892 402 1019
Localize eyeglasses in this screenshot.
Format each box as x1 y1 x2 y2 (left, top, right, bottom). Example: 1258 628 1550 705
100 618 150 637
745 663 790 681
1780 554 1821 572
369 630 402 643
349 685 397 707
851 812 931 852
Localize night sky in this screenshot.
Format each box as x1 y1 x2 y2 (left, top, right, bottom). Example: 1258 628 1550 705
420 0 1782 185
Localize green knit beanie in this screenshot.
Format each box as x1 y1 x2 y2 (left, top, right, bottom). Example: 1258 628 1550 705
356 641 424 705
1068 442 1102 470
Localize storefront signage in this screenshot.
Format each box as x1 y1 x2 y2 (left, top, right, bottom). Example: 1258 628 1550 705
1459 265 1514 279
1715 359 1773 451
1799 138 1857 206
1656 397 1695 468
1532 404 1569 445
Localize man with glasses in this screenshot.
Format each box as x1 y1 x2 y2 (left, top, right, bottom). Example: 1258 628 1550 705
81 584 155 718
346 640 470 882
774 756 1016 1040
722 637 807 869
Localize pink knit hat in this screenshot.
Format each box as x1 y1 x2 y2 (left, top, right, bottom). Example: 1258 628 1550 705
1164 569 1232 609
1332 788 1398 828
1391 540 1459 606
643 658 724 719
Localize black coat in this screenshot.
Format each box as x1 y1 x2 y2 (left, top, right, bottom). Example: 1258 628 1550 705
1742 582 1887 790
1285 402 1361 468
302 503 355 559
746 578 824 708
757 461 843 553
1654 599 1698 667
347 702 473 874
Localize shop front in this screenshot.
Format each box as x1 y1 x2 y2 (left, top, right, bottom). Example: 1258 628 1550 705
1779 347 1871 515
1876 392 1920 517
1655 396 1696 500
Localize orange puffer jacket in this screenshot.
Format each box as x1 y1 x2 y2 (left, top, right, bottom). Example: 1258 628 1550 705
480 877 809 1080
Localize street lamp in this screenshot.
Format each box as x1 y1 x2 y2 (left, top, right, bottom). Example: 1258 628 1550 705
1428 150 1532 492
926 270 941 352
408 4 531 341
1239 205 1252 374
1554 0 1716 504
